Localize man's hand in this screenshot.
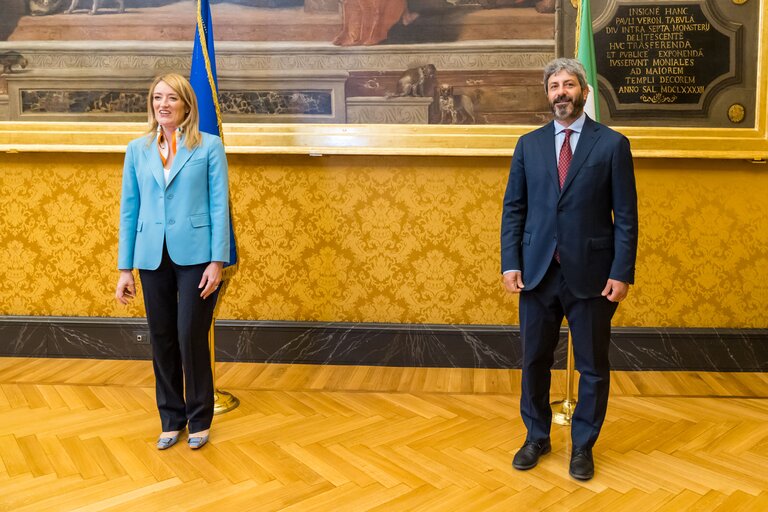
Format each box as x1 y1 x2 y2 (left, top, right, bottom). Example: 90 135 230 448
503 271 525 294
601 279 629 302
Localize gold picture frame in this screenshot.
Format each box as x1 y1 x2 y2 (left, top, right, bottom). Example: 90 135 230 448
0 0 766 159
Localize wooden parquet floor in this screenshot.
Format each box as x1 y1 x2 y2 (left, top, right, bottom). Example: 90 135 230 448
1 358 767 511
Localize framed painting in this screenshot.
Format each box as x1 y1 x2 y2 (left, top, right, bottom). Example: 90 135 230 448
0 0 766 158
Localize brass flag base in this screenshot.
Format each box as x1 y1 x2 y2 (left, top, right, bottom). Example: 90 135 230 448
551 398 576 426
213 389 240 415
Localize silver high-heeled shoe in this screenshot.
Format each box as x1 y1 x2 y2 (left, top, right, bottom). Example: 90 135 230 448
156 433 180 450
187 434 209 450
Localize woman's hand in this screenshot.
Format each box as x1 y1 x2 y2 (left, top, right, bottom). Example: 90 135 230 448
115 270 136 305
199 261 224 299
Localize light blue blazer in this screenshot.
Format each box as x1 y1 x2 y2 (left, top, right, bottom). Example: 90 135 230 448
118 132 230 270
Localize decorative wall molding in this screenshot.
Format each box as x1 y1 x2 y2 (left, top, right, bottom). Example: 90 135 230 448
0 40 555 72
346 96 432 124
1 316 765 372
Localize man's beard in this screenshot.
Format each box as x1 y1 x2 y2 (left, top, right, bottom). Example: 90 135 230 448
550 93 585 121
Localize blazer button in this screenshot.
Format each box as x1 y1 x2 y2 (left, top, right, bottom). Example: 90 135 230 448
167 193 174 200
168 219 175 225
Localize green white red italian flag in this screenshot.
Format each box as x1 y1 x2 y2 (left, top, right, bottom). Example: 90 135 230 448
577 0 600 121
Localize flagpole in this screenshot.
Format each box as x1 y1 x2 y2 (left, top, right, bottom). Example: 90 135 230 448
551 331 577 425
191 0 239 414
551 0 589 426
209 281 239 414
573 0 581 52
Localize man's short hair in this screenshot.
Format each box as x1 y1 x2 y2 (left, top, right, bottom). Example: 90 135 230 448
543 58 588 92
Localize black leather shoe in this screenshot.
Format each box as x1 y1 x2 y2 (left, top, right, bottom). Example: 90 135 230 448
569 447 594 481
512 438 551 470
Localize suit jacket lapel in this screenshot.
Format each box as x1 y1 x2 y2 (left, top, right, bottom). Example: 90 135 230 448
144 136 166 190
560 116 601 197
536 121 559 194
166 138 196 188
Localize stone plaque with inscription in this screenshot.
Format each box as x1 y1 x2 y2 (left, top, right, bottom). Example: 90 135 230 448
595 4 731 108
558 0 758 128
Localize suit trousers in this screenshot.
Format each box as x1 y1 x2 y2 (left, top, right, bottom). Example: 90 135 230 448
518 259 618 449
139 244 219 433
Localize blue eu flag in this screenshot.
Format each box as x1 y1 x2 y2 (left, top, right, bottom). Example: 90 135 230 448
190 0 238 270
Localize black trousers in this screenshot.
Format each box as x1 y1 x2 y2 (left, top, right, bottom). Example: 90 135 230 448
139 244 219 433
518 259 618 449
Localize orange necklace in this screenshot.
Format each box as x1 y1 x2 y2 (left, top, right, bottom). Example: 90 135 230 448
158 129 178 168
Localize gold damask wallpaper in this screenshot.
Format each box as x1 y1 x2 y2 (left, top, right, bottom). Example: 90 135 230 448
0 153 765 328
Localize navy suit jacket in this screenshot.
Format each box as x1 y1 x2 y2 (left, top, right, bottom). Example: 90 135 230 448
501 116 638 299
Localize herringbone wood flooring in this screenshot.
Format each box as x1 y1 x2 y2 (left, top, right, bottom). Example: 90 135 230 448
1 358 767 511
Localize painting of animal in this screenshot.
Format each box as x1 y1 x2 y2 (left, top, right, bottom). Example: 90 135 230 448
0 51 28 74
438 84 476 124
395 64 437 97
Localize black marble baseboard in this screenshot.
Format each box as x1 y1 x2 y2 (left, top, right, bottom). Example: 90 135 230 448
1 316 766 371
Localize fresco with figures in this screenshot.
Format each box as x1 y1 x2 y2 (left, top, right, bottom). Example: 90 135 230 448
0 0 555 125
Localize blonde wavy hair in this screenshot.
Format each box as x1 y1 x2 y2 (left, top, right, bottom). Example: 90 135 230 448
143 73 202 149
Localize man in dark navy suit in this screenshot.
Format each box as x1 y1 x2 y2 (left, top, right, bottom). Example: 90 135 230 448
500 58 638 481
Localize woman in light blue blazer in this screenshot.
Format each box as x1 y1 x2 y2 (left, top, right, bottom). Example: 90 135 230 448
115 73 230 450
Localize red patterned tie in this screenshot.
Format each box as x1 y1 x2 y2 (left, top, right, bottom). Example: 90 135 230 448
554 129 572 263
558 129 573 189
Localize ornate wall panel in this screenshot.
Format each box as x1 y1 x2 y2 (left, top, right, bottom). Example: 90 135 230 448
626 159 768 328
0 153 765 328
